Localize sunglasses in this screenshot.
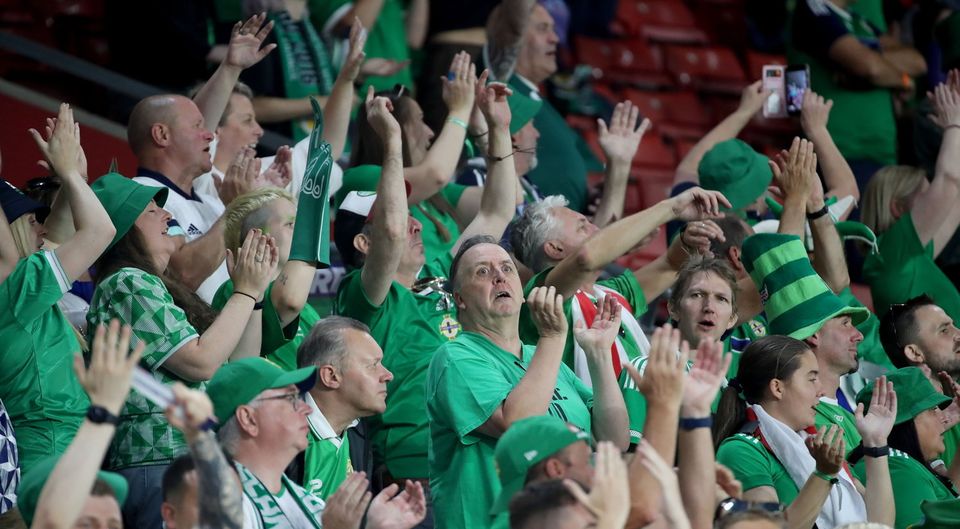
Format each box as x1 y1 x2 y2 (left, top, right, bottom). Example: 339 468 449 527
714 497 785 521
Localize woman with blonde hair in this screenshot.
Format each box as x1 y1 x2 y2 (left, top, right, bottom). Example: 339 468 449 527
860 82 960 322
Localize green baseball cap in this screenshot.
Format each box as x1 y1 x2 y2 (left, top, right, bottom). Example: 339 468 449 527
90 172 168 249
742 233 869 340
507 88 542 135
856 367 951 426
698 139 772 211
206 357 317 425
18 455 128 526
909 498 960 529
490 415 591 515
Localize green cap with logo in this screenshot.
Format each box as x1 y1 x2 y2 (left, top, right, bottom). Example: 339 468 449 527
206 357 317 426
908 498 960 529
18 455 128 526
742 233 869 340
698 139 772 211
91 172 168 249
856 367 951 426
490 415 591 515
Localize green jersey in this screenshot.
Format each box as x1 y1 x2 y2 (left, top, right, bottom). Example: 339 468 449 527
863 212 960 323
0 251 88 472
941 424 960 470
87 267 202 469
814 399 862 457
717 433 799 504
212 279 311 371
723 315 769 379
335 254 460 478
426 332 593 529
303 394 354 500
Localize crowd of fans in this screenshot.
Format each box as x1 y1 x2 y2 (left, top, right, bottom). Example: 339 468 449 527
4 0 960 528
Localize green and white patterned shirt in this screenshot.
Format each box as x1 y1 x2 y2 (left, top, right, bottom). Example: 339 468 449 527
87 267 201 469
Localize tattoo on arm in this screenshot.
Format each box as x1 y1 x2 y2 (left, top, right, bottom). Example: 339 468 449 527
192 431 244 529
278 273 289 286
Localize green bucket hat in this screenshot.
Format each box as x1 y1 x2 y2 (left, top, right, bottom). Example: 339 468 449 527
909 498 960 529
698 139 772 211
507 88 542 135
90 172 168 249
18 455 128 526
490 415 591 515
742 233 869 339
856 367 951 426
206 357 317 426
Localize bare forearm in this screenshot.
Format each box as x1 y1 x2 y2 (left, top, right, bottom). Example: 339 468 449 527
882 48 926 77
581 201 673 271
585 359 629 450
593 160 631 227
231 308 262 360
349 0 387 32
406 110 470 203
405 0 428 49
502 336 565 423
190 430 244 529
54 172 116 281
272 261 316 326
169 221 226 290
676 109 753 179
323 79 356 160
45 187 76 244
810 215 849 293
784 478 833 529
194 64 243 132
677 426 716 529
777 195 806 239
361 136 407 304
806 128 859 211
864 456 895 525
625 400 679 528
252 96 317 123
456 125 517 249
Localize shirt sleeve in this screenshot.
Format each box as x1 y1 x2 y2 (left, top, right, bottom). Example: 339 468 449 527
717 435 778 495
440 182 469 209
2 251 70 326
791 0 853 60
335 271 390 328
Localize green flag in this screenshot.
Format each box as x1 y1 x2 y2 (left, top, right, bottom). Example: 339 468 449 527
289 97 332 267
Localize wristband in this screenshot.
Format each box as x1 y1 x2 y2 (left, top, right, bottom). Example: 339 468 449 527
902 72 912 90
447 117 468 130
812 469 839 485
234 291 258 304
806 205 830 220
87 405 120 426
863 445 889 458
678 416 712 430
253 300 264 310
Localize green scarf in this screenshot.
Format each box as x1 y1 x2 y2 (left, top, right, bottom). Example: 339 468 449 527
236 461 325 529
289 97 332 265
270 10 335 141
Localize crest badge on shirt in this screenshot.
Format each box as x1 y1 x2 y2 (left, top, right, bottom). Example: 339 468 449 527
439 314 461 340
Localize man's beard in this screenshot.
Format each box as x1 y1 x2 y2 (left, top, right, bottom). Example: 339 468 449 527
926 354 960 379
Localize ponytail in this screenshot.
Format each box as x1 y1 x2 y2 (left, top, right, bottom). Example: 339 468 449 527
713 385 748 450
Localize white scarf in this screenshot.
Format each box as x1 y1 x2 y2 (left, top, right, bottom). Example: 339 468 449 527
569 284 650 387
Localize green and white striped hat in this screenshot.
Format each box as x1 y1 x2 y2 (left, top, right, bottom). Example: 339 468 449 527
742 233 869 340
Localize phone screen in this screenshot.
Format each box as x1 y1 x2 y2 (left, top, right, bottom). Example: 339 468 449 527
786 68 809 115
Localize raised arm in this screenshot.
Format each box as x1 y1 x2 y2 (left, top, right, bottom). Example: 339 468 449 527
771 138 814 239
194 13 276 133
30 104 116 282
855 376 897 526
674 81 769 185
805 159 850 294
593 102 651 228
332 0 386 34
360 93 408 306
31 320 141 529
800 91 858 220
0 154 18 281
405 0 428 50
914 81 960 256
323 18 366 160
485 0 537 81
32 116 86 245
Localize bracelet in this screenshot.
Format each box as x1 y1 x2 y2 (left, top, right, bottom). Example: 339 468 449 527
806 205 830 220
234 291 258 304
863 445 890 458
447 117 468 130
812 469 839 485
678 416 712 430
945 124 960 132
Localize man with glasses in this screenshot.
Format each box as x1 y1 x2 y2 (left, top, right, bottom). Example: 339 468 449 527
880 295 960 473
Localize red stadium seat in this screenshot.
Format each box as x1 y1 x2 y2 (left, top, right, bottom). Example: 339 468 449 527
745 51 787 81
622 88 711 140
574 36 671 88
664 45 747 94
613 0 708 44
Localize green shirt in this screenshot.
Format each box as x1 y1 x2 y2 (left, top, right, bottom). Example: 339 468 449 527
509 74 601 212
211 279 310 371
411 184 467 268
87 267 202 469
863 212 960 322
0 250 88 472
853 448 958 529
519 267 649 375
814 399 862 457
426 331 593 529
723 315 769 379
941 424 960 470
303 394 354 500
717 433 799 504
309 0 413 93
335 253 460 478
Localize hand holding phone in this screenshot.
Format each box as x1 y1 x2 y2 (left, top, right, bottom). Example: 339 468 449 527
786 64 811 115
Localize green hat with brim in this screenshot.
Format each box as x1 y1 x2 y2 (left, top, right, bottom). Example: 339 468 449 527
507 88 542 135
856 367 951 426
91 172 168 249
18 455 128 526
909 498 960 529
490 415 591 515
698 139 772 211
742 233 869 340
206 357 317 427
334 165 381 212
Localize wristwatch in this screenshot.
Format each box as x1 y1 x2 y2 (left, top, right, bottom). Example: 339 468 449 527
87 405 120 426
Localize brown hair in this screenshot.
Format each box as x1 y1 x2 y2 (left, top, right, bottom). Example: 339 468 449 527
668 256 739 316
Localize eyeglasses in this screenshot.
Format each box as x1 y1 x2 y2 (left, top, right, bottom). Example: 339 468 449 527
714 497 784 521
254 391 306 411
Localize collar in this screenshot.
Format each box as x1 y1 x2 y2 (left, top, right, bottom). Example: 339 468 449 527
306 393 358 442
137 167 203 202
513 73 541 96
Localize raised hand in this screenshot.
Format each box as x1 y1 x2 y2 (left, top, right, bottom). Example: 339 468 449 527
737 80 772 117
930 82 960 129
679 219 724 256
366 480 427 529
74 320 144 416
35 115 89 180
936 371 960 430
667 187 730 221
563 441 630 529
475 69 513 131
597 101 650 166
800 90 833 134
441 51 477 116
215 148 259 205
681 338 731 417
573 295 621 363
805 424 845 476
636 439 691 529
29 103 84 180
625 323 688 410
365 87 402 141
768 137 816 202
338 17 367 83
527 286 568 340
225 12 276 70
322 473 372 529
227 228 280 299
855 376 897 448
165 383 216 442
260 145 293 189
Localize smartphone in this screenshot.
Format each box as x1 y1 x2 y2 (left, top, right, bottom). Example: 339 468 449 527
785 64 810 116
762 65 787 119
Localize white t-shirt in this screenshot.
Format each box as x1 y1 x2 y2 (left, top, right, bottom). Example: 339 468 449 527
132 173 229 303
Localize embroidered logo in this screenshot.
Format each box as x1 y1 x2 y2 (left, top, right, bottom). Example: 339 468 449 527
187 224 203 237
439 314 461 340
